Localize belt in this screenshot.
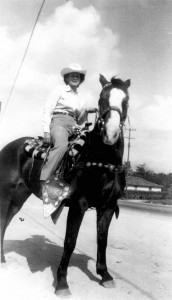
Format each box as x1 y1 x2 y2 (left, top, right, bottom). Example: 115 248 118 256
53 111 74 118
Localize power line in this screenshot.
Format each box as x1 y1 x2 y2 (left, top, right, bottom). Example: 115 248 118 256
124 116 136 198
1 0 46 121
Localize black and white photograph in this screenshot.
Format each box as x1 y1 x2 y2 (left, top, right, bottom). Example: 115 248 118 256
0 1 172 299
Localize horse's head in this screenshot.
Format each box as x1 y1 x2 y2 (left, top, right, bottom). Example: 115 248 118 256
98 74 130 145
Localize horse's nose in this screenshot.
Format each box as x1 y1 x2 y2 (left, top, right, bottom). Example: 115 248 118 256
114 129 120 141
104 130 120 145
114 132 118 139
103 136 115 145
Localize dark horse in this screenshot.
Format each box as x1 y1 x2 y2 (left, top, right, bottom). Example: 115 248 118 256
0 74 130 297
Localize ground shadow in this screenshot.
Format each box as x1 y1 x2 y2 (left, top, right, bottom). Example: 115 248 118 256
4 235 100 287
4 236 157 300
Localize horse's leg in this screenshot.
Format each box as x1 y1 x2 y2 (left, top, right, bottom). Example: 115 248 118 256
96 207 116 288
1 186 31 263
55 196 88 297
1 197 13 263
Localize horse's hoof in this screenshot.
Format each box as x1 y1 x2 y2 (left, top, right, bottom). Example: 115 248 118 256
55 288 72 298
101 279 116 288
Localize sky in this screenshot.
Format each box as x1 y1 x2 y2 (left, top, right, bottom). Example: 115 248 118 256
0 0 172 174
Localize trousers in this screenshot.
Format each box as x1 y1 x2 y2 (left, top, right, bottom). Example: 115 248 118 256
40 114 75 181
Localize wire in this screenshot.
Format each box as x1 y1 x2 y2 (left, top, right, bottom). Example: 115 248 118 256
1 0 46 121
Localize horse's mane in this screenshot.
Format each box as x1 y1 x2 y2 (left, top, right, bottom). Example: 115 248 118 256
110 77 125 87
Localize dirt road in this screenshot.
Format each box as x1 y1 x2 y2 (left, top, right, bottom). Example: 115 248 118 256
1 196 172 300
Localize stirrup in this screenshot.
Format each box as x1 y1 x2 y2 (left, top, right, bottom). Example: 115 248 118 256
42 175 73 219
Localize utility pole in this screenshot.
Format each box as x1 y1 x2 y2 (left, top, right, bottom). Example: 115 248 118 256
125 116 136 198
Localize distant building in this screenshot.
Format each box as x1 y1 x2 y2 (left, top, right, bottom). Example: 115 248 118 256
167 184 172 200
125 176 165 199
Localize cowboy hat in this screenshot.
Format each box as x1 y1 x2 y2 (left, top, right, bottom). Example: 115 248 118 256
61 63 87 77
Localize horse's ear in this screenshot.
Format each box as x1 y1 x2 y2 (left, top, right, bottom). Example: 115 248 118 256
125 79 131 88
99 74 109 87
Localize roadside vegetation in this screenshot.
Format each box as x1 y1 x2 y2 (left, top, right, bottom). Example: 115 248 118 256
125 163 172 204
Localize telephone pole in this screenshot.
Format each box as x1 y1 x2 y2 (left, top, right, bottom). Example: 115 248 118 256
125 116 136 198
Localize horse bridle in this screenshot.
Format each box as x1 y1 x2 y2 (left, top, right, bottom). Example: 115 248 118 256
100 105 123 122
97 104 125 135
97 82 127 131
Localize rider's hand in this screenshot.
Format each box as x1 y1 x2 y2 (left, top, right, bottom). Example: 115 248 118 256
86 108 97 113
43 132 51 145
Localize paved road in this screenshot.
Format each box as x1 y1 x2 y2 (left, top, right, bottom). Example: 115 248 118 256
1 196 172 300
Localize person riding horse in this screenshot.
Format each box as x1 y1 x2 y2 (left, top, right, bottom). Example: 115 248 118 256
40 63 96 204
0 74 130 296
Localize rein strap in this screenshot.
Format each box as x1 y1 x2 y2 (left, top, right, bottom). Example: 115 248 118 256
101 105 122 121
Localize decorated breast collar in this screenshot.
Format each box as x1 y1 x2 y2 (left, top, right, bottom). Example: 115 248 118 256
85 161 124 173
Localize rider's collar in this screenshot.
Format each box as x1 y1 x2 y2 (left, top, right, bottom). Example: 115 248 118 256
66 85 78 94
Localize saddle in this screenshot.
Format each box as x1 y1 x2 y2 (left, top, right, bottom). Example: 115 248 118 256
24 125 91 222
24 136 49 160
24 123 92 162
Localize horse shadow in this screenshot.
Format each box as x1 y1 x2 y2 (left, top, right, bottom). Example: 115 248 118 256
4 235 100 287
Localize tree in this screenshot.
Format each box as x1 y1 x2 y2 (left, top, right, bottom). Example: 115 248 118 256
133 164 172 188
135 164 148 178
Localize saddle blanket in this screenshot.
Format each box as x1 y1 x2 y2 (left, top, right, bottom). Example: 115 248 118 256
24 132 87 160
24 137 49 159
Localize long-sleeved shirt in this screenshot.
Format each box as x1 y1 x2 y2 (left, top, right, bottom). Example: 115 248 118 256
42 84 87 133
